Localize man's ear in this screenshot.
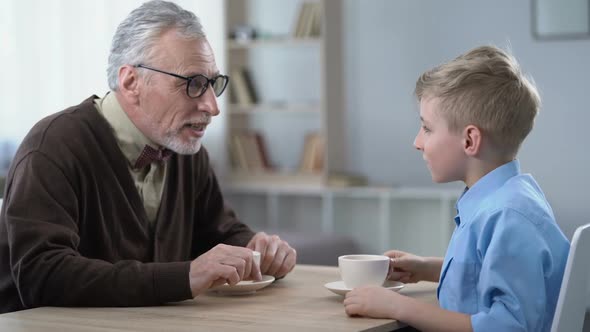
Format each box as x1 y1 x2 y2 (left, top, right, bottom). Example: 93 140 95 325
463 125 482 157
117 65 140 104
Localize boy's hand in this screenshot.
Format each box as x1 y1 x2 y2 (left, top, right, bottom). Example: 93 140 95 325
343 286 400 319
385 250 440 283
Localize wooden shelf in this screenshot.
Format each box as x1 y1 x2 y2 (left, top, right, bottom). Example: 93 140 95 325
224 171 323 189
227 37 321 50
224 182 460 199
228 103 320 115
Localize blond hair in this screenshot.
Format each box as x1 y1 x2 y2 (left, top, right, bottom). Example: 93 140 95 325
415 45 540 157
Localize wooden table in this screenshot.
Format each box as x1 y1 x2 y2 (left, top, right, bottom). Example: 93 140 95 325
0 265 438 331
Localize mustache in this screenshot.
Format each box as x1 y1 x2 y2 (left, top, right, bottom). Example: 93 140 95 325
186 115 211 125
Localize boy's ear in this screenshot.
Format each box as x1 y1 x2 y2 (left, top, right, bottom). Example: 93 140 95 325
462 125 482 157
117 65 140 104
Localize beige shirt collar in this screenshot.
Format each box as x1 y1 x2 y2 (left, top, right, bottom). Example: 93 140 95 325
94 92 159 167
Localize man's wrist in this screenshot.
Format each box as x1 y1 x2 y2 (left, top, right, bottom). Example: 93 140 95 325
153 261 193 303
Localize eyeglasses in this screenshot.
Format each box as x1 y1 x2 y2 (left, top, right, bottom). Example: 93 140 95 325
134 64 229 98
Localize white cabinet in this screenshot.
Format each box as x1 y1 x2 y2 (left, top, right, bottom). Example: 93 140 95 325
224 184 459 256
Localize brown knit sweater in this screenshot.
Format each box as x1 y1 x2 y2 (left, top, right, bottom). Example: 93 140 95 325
0 96 255 313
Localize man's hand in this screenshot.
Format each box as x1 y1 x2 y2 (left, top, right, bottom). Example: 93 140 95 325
247 232 296 278
189 244 261 297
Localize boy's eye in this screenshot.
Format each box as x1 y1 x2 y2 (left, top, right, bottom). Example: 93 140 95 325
422 125 431 133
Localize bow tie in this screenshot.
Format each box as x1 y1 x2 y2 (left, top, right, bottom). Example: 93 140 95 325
133 145 173 169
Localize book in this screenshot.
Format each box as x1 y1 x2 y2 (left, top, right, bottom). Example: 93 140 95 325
229 131 273 172
309 2 322 37
231 134 250 171
293 2 321 38
241 68 259 104
326 173 368 187
253 132 272 169
229 68 254 105
299 132 324 173
292 2 309 38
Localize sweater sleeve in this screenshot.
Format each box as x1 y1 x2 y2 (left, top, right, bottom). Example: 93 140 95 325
4 151 192 308
193 150 256 252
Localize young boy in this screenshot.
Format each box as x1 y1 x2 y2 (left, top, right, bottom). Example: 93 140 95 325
343 45 570 332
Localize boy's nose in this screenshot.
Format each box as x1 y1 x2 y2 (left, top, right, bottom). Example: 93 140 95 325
413 134 423 151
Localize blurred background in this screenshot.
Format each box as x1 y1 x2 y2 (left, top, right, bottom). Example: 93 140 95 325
1 0 589 260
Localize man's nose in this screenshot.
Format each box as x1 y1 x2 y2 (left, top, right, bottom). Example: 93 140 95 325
197 86 220 116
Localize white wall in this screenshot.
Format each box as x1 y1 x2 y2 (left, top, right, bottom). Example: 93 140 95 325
2 0 589 239
342 0 590 238
0 0 227 170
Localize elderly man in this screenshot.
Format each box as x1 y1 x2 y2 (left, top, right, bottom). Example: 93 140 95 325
0 0 296 313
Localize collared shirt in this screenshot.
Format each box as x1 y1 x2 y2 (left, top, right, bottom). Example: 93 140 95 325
438 160 569 332
94 92 167 225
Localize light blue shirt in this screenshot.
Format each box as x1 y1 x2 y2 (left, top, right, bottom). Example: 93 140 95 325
438 160 569 332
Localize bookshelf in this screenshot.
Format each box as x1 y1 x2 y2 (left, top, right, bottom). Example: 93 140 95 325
223 0 343 186
221 1 459 257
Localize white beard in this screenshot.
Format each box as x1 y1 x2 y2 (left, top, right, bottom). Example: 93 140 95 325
160 133 202 155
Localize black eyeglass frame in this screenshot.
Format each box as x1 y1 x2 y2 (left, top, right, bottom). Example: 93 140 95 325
134 64 229 98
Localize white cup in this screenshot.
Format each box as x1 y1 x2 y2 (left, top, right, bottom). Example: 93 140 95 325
338 254 389 288
252 250 261 268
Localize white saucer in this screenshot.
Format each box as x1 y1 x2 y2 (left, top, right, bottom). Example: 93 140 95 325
209 275 275 295
324 280 404 296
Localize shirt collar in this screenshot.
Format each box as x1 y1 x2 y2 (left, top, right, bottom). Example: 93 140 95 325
455 160 521 226
94 92 159 167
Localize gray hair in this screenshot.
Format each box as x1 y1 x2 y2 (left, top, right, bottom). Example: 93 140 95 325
107 0 206 90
